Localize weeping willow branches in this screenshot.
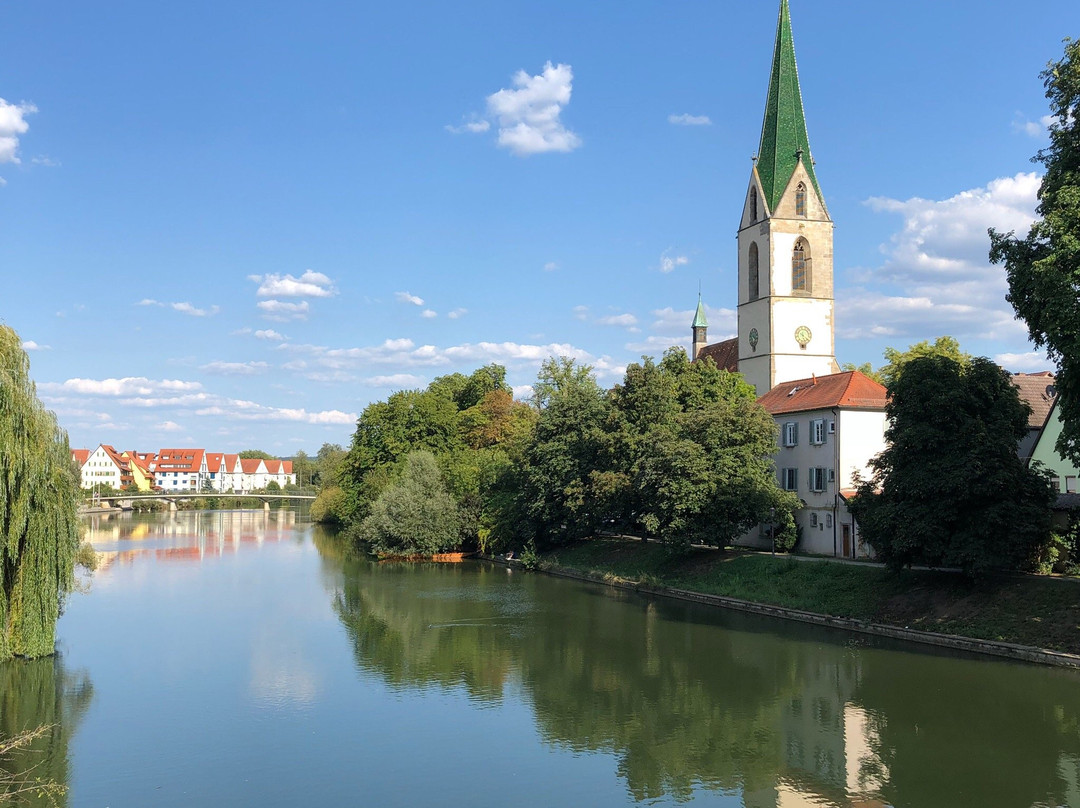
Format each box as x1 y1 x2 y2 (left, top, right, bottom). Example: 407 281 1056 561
0 326 79 661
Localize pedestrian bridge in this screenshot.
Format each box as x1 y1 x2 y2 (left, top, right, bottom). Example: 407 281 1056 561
92 492 317 512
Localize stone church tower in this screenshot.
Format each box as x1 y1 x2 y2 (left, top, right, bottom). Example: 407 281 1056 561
736 0 839 395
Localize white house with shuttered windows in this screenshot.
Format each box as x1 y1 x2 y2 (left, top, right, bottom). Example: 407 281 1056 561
752 371 889 558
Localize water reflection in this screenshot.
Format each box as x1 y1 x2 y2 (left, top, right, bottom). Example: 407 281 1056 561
86 509 300 569
323 534 1080 808
0 655 93 806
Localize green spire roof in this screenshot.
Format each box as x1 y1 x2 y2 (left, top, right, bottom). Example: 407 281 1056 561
756 0 822 212
692 294 708 328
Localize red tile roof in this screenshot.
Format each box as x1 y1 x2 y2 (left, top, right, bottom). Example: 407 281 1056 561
71 449 91 466
758 371 888 415
695 338 738 372
155 448 205 473
240 458 265 474
1012 372 1057 430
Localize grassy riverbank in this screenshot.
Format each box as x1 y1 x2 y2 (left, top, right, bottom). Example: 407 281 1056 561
541 539 1080 656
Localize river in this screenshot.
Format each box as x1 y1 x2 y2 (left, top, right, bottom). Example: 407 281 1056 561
1 509 1078 807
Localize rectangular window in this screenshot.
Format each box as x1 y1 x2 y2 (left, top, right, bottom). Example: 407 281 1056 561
810 512 818 528
809 468 829 493
811 419 827 445
1067 477 1078 494
783 422 799 447
781 468 798 491
826 513 833 529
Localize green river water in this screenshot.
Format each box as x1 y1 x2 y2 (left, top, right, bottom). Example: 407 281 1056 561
1 509 1078 807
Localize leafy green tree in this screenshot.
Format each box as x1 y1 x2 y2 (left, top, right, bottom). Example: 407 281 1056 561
0 326 81 661
849 355 1055 576
311 485 349 524
990 38 1080 464
616 349 796 549
878 337 970 388
291 449 314 488
513 358 613 546
314 443 346 489
238 449 275 460
357 451 462 556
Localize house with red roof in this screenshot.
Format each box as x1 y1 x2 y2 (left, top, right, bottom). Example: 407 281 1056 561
153 449 207 491
76 444 126 490
755 372 889 557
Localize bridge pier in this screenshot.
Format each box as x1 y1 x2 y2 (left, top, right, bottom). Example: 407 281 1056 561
263 501 271 512
169 500 178 512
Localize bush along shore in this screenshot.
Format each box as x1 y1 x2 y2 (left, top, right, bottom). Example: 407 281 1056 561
525 538 1080 660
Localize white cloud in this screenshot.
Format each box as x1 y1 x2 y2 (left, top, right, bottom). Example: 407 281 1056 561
257 300 310 321
200 360 269 376
445 118 491 134
625 334 688 354
138 299 220 317
194 400 356 425
250 270 336 298
157 420 183 432
421 309 438 319
544 262 559 272
0 98 36 165
995 351 1054 373
659 252 690 273
365 374 425 388
573 305 589 321
1012 113 1056 138
171 302 219 317
597 313 639 328
486 62 581 156
21 340 50 351
447 308 467 320
30 155 59 167
254 329 285 341
845 172 1041 341
42 377 203 397
512 384 534 400
669 113 711 126
395 291 424 306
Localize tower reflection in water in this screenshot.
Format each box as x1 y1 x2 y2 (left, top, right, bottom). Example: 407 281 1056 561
325 546 1080 808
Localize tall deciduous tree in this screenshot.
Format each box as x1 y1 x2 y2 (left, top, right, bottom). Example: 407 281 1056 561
878 337 971 388
990 38 1080 464
0 327 80 660
849 355 1054 576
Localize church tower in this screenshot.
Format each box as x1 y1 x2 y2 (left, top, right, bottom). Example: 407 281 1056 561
737 0 839 395
691 293 708 359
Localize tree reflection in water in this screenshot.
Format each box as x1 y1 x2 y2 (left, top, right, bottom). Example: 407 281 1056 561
0 655 93 806
318 534 1080 808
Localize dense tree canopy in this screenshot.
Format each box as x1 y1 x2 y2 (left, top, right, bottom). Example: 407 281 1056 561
238 449 276 460
0 326 81 660
990 38 1080 464
326 353 792 556
849 354 1055 576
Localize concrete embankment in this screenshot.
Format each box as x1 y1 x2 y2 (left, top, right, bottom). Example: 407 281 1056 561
481 554 1080 671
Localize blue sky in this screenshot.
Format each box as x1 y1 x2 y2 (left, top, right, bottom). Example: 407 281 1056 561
0 0 1072 454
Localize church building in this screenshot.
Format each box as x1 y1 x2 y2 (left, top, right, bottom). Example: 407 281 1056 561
692 0 888 557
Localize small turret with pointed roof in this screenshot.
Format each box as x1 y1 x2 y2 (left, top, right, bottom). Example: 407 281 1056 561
691 293 708 359
756 0 823 212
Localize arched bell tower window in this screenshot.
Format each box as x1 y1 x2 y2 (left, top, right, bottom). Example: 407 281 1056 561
748 242 760 301
792 239 811 293
795 182 807 217
749 187 758 223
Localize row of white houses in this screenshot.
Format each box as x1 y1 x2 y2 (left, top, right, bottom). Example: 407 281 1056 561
72 446 296 493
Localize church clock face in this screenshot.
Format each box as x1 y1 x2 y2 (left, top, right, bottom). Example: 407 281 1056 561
748 328 759 351
794 325 812 348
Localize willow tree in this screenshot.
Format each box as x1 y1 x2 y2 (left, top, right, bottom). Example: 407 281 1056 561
0 326 80 661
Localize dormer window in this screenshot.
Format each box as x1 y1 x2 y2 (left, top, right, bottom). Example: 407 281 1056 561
795 182 807 217
792 238 811 293
750 186 758 222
